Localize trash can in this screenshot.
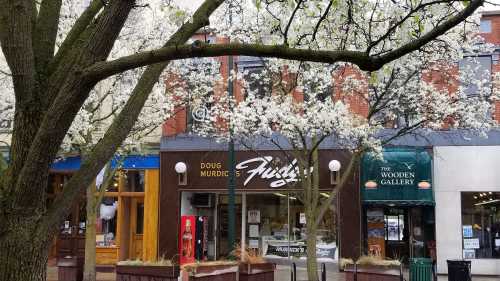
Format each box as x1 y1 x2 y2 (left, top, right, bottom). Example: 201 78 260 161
57 256 83 281
446 260 471 281
410 258 433 281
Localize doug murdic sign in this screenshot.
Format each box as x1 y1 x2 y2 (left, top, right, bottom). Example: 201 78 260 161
199 156 311 188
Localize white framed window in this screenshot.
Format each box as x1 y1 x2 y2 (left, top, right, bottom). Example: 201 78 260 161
480 20 492 33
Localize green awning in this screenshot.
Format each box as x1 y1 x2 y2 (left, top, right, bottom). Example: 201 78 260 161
361 147 434 205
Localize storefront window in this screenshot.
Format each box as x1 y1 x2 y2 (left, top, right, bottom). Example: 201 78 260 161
461 192 500 259
97 197 118 246
124 170 144 192
247 193 337 260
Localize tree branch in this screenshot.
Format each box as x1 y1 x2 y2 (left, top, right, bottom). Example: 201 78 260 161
374 0 483 64
48 0 104 74
84 0 482 82
33 0 62 76
42 0 226 235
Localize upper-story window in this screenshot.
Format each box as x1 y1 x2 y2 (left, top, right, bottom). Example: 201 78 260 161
238 57 272 99
480 19 492 33
459 55 492 96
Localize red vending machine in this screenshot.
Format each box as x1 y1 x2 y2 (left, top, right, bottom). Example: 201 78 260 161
180 216 209 264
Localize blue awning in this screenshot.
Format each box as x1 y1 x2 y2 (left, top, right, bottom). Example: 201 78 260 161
51 156 81 171
111 155 159 169
50 155 159 171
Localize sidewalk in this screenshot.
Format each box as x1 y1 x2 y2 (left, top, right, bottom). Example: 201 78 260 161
47 265 500 281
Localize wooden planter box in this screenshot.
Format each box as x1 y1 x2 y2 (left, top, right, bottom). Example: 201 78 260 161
116 265 180 281
239 263 275 281
182 263 239 281
344 264 402 281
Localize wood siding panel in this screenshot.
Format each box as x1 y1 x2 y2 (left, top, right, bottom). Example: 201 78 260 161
143 169 159 261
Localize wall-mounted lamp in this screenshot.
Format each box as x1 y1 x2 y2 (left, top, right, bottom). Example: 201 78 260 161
175 162 187 185
328 160 341 185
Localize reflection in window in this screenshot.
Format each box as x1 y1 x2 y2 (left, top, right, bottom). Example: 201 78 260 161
459 56 492 96
385 214 405 241
246 193 337 260
97 197 118 246
480 20 492 33
461 192 500 259
124 170 144 192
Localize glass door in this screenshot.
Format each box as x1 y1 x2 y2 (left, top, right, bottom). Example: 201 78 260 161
217 194 242 257
384 208 408 261
409 208 426 259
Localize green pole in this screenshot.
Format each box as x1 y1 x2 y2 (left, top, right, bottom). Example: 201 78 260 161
227 31 236 254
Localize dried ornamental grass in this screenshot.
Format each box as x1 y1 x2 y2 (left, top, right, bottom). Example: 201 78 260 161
341 255 401 269
231 244 266 264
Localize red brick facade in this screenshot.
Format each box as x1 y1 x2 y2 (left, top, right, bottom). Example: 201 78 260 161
162 12 500 136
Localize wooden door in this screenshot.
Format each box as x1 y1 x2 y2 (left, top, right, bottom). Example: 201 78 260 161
129 198 144 259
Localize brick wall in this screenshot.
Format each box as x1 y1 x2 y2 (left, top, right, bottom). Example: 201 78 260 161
162 13 500 136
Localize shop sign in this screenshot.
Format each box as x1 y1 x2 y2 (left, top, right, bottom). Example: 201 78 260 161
199 156 311 188
266 244 336 259
361 148 434 203
236 156 311 188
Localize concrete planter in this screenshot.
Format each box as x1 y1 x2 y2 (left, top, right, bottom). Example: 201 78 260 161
182 263 239 281
115 265 180 281
344 264 402 281
239 262 275 281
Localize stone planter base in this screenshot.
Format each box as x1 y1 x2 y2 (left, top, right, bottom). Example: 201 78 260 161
344 264 402 281
115 265 180 281
239 263 275 281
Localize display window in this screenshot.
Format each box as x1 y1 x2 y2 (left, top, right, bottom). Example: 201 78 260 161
97 197 118 246
247 193 337 261
179 191 338 262
461 192 500 259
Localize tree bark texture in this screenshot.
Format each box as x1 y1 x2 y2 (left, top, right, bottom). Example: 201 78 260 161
306 206 319 281
0 219 50 281
83 185 97 281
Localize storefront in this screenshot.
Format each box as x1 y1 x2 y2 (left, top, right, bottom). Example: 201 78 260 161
434 146 500 275
361 147 435 263
159 136 362 263
48 155 160 265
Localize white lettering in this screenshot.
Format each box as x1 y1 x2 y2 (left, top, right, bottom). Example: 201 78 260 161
235 157 309 188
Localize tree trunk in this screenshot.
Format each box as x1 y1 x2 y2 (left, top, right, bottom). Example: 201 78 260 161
0 225 49 281
305 208 319 281
83 185 97 281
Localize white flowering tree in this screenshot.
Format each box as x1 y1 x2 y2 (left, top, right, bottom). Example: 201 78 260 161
190 8 497 279
0 0 488 280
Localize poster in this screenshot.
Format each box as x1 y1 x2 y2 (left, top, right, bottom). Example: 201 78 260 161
463 238 480 249
249 239 259 248
463 225 473 238
249 224 259 237
300 213 306 224
179 215 196 264
463 249 475 259
248 210 260 223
